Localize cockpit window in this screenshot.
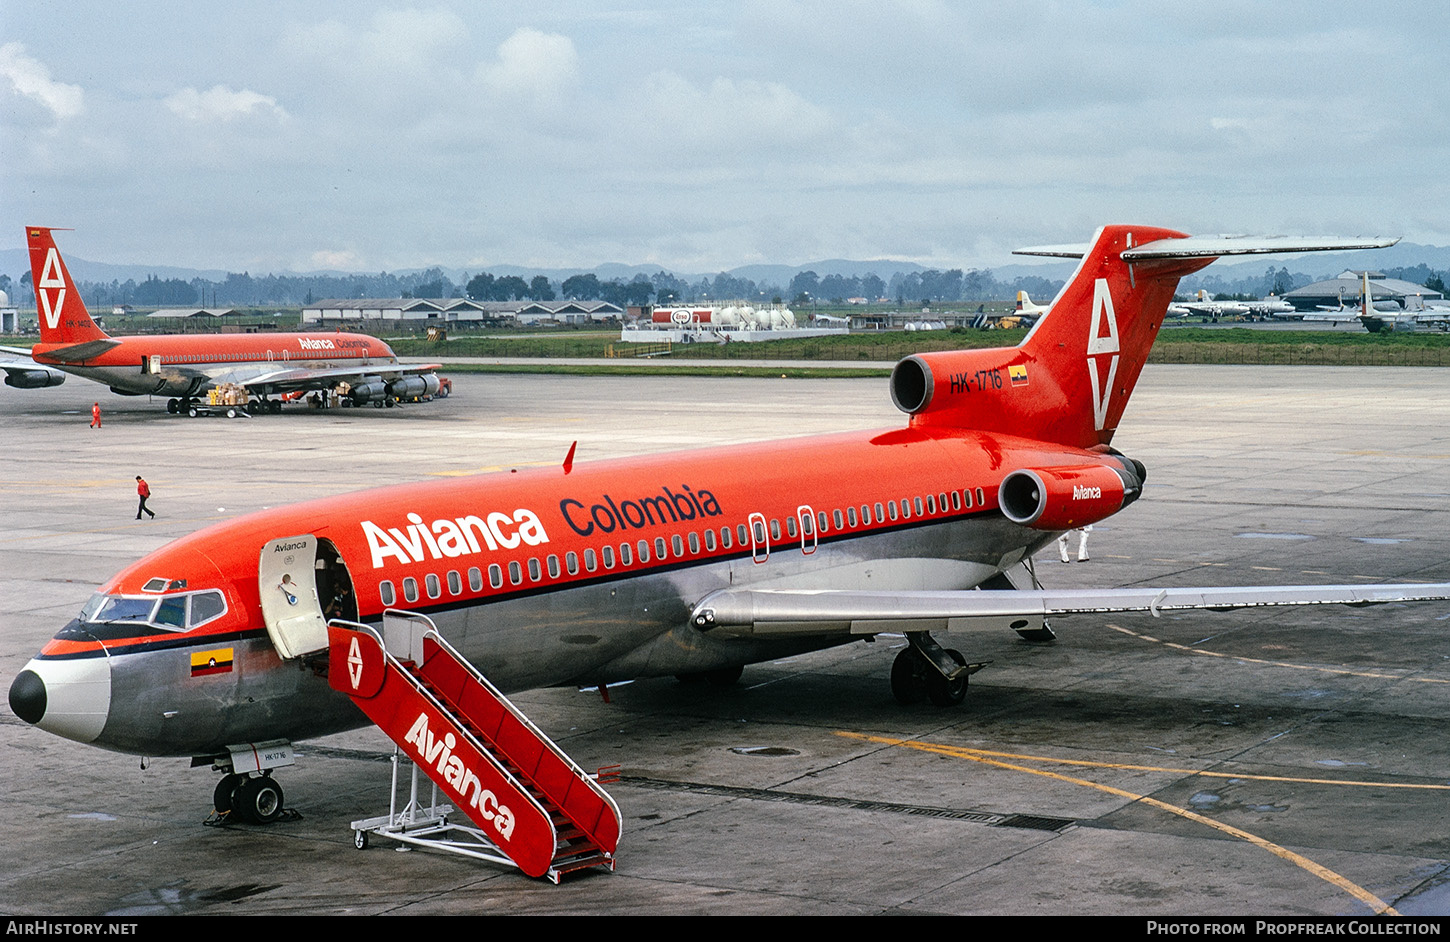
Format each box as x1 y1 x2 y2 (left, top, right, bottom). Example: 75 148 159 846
90 596 161 625
155 596 187 629
79 589 228 632
190 591 226 627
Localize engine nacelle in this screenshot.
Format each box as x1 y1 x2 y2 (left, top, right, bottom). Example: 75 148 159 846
387 374 440 400
349 382 388 404
4 369 65 389
998 459 1144 530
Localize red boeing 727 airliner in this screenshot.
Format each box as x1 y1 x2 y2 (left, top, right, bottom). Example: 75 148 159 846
2 228 443 412
11 224 1450 861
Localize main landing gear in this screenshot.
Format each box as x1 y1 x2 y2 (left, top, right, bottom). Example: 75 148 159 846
890 632 988 707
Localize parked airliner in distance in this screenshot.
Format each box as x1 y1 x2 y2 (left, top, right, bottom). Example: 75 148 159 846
12 225 1449 836
13 228 445 414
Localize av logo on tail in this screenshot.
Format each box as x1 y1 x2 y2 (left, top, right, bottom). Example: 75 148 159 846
1086 278 1120 431
37 247 67 330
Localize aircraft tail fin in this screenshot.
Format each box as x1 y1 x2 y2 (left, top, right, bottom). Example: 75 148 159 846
890 227 1397 449
26 228 108 346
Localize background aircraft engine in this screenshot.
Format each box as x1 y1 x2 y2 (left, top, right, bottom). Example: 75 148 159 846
4 370 65 388
349 381 388 404
386 375 440 400
998 461 1143 530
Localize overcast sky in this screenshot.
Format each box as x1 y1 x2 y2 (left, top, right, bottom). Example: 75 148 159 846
3 1 1447 276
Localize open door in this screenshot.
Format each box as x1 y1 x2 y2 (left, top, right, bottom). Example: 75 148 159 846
258 534 329 659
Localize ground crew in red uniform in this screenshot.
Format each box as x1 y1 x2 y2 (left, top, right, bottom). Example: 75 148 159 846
90 402 101 428
135 476 155 520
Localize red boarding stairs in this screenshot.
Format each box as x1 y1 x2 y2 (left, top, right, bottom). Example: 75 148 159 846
328 611 621 882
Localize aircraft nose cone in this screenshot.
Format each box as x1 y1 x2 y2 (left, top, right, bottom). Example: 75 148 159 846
10 655 111 743
9 669 47 724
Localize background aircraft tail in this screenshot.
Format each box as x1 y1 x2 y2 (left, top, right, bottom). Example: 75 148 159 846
26 228 109 345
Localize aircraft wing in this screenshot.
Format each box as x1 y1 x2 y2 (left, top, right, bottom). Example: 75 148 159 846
689 583 1450 636
225 362 443 394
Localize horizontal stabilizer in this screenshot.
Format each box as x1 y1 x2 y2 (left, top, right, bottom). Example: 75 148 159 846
690 583 1450 636
40 339 123 362
1015 235 1398 260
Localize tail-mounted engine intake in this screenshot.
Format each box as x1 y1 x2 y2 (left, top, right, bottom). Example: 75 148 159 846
998 456 1146 530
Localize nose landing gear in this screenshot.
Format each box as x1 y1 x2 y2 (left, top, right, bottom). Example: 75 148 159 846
213 772 286 824
206 739 296 826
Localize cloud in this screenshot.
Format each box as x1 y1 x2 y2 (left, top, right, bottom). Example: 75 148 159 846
165 85 288 122
478 28 579 103
310 249 361 270
640 72 833 143
0 42 83 120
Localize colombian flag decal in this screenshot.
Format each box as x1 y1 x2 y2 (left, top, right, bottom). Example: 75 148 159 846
191 647 234 677
1009 364 1029 386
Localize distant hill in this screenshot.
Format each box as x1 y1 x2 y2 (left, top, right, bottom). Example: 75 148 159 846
1 243 1443 300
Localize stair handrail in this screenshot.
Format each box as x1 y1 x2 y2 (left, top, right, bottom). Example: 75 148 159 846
419 626 623 829
328 618 556 840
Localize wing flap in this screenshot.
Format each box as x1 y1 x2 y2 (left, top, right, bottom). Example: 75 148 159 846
690 584 1450 637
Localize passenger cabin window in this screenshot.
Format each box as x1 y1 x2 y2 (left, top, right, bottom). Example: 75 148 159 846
874 502 884 523
951 490 962 511
888 501 898 521
736 524 748 546
720 526 732 549
688 532 699 553
619 543 632 566
509 561 522 585
847 507 857 527
786 517 797 538
976 487 986 506
469 567 483 592
817 511 829 533
425 573 441 599
914 497 924 516
704 530 716 551
926 494 936 514
672 534 684 557
489 564 503 588
566 552 579 575
403 577 419 603
637 540 650 563
547 554 560 578
380 581 396 606
584 548 597 571
833 509 844 529
656 537 667 560
447 570 462 595
528 558 542 582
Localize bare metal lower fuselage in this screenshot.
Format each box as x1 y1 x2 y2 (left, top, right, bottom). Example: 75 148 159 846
86 514 1047 757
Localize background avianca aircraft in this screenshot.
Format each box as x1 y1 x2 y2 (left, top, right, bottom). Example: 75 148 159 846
5 228 443 413
11 224 1450 826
